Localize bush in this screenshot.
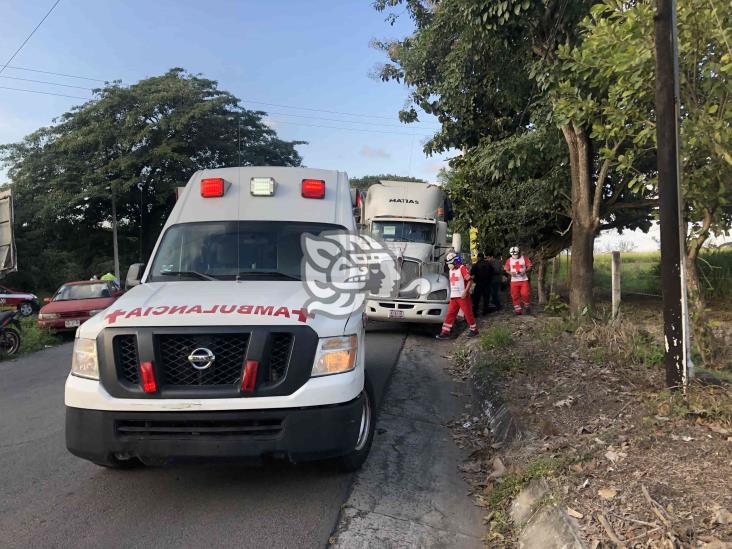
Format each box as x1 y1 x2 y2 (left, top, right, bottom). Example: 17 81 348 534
0 319 61 359
480 325 514 351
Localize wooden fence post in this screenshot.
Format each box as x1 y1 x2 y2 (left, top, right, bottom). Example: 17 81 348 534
612 251 621 320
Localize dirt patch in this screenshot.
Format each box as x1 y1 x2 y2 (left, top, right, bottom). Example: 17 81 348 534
443 303 732 548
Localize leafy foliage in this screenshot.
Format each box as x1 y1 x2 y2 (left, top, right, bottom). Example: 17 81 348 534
445 126 572 258
0 69 304 292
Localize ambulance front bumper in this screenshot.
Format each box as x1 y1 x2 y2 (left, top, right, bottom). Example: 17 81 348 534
365 299 447 324
66 394 364 464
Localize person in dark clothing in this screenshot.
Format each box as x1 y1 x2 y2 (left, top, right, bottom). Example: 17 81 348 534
486 251 503 311
470 252 493 316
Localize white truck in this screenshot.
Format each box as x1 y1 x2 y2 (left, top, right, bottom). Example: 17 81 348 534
65 167 373 471
361 180 459 324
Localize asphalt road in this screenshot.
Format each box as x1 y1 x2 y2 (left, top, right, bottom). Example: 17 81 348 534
0 325 407 549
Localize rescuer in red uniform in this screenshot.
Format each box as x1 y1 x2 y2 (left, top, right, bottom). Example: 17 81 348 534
504 246 533 314
436 252 479 339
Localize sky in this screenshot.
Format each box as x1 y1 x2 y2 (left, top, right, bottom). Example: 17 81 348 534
1 1 727 253
0 0 450 182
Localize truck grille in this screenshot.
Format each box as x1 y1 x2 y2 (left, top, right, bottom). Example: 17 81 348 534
156 334 249 386
115 335 140 384
398 259 421 298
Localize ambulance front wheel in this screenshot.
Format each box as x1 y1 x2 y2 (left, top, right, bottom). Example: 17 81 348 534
335 380 375 472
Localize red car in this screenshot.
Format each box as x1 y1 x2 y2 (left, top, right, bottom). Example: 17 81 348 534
38 280 123 332
0 284 40 316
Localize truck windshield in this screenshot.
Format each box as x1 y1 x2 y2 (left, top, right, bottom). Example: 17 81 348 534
148 221 344 282
371 221 435 244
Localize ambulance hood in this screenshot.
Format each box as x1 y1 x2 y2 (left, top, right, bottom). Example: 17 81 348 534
77 281 350 339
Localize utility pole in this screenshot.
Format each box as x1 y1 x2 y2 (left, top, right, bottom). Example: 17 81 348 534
654 0 691 390
137 181 144 262
111 187 120 282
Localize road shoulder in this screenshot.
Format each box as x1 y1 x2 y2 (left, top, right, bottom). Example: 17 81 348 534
330 332 484 548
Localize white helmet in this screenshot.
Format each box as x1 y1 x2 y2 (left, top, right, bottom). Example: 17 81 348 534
510 246 520 257
446 252 458 265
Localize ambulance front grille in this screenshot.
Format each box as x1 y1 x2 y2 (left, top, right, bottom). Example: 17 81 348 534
114 335 139 384
156 334 250 387
268 333 293 383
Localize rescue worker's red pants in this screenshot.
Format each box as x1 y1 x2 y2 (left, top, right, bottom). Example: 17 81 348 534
441 297 477 334
510 280 531 312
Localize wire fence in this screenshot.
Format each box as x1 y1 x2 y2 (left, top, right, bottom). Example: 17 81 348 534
544 250 732 303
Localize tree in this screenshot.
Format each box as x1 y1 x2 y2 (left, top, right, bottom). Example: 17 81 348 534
0 68 304 292
560 0 732 366
445 126 572 303
349 174 424 192
372 0 661 314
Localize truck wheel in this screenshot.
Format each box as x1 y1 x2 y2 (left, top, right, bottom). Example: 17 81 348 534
334 383 375 472
91 455 143 469
18 302 34 317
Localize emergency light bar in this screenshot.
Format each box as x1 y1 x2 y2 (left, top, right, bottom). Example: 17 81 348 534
250 177 276 196
200 178 226 198
302 179 325 199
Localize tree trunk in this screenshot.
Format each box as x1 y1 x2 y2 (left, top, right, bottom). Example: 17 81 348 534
685 214 719 368
562 123 596 315
536 258 548 305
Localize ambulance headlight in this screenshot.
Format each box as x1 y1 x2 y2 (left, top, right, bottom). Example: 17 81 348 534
311 335 357 377
71 338 99 380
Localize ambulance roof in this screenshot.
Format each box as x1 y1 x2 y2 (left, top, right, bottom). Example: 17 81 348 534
167 167 354 229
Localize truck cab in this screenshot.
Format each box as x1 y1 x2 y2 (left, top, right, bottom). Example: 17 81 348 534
362 180 459 324
65 167 373 471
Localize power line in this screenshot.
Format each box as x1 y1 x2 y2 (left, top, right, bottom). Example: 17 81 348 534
0 85 89 100
266 117 431 137
242 98 440 127
0 75 93 91
4 65 106 82
0 0 63 76
265 110 438 131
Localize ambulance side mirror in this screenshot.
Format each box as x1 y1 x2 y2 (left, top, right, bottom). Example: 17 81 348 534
125 263 145 290
451 233 462 254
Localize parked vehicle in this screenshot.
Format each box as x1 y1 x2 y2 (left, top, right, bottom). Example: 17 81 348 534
65 167 371 471
360 180 460 324
0 311 21 355
38 280 122 332
0 284 40 316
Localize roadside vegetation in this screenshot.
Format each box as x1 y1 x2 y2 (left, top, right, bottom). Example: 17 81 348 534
0 318 60 360
447 301 731 547
373 0 731 373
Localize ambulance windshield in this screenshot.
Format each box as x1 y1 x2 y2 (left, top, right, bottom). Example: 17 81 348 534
148 221 343 282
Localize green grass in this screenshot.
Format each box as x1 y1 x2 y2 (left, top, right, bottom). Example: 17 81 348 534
480 325 514 351
549 249 732 302
0 318 61 360
486 457 565 510
696 367 732 385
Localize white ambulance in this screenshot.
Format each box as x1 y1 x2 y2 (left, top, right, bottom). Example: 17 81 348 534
65 167 373 471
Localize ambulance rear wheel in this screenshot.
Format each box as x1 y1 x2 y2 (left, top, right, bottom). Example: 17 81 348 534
335 382 375 472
